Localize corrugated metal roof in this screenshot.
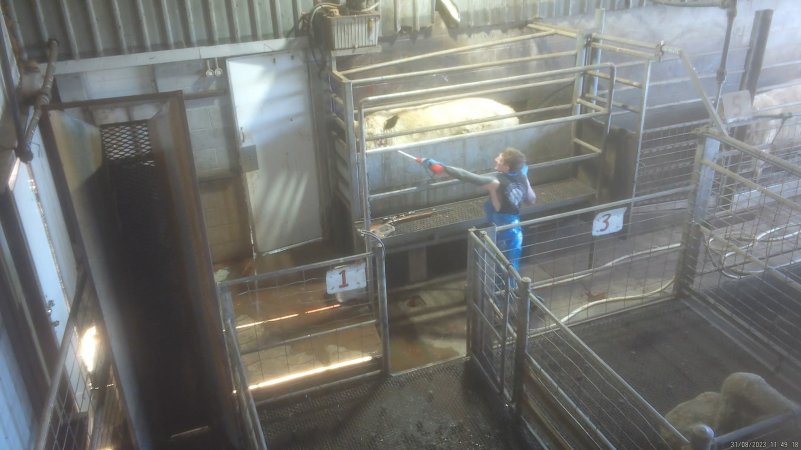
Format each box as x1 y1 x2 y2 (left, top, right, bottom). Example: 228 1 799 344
4 0 316 61
3 0 646 63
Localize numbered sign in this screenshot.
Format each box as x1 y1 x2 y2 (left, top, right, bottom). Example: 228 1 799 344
326 262 367 294
592 207 627 237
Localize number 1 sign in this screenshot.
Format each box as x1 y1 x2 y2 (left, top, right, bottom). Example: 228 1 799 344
592 207 627 237
326 262 367 294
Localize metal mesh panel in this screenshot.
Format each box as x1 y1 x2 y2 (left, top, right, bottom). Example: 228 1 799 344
101 121 152 161
467 214 685 448
100 122 168 257
467 231 519 401
218 251 387 401
682 127 801 370
637 120 707 198
525 319 676 449
220 286 268 450
513 192 688 448
514 193 687 324
36 287 133 450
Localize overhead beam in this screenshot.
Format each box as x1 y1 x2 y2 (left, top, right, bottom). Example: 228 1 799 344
47 38 308 75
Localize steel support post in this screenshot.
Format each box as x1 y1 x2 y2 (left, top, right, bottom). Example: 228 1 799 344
674 132 721 296
512 277 531 420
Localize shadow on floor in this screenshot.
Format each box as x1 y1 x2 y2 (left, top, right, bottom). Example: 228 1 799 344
387 276 469 372
259 358 529 450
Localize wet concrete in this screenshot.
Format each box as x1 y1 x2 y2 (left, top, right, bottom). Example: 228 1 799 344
387 277 468 372
259 358 529 450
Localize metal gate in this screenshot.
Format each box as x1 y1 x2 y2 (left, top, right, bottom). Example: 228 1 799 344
218 236 390 408
466 125 801 448
678 126 801 376
467 189 691 448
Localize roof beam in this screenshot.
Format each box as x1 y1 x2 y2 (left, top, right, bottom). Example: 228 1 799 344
48 38 308 75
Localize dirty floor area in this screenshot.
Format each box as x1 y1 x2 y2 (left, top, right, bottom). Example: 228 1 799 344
259 358 530 450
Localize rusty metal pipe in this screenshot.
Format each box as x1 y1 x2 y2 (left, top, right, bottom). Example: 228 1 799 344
22 39 59 160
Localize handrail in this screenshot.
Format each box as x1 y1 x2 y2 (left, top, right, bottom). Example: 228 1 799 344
339 31 557 77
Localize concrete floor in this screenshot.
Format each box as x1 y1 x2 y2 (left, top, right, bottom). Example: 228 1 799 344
258 358 527 450
386 276 468 372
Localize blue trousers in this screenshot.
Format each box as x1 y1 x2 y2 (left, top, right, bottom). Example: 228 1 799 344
497 226 523 271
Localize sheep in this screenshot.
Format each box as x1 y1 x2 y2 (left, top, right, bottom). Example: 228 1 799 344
716 372 798 433
663 372 798 447
662 392 721 448
744 83 801 178
362 97 519 149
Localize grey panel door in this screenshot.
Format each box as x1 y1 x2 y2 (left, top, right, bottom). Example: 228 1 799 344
228 51 322 253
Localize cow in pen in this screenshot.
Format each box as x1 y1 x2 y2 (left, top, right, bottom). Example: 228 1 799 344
362 97 519 149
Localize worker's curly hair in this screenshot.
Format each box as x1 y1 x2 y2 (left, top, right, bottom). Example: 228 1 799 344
500 147 526 172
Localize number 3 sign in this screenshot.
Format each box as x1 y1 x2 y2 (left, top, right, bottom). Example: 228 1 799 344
326 262 367 294
592 207 627 237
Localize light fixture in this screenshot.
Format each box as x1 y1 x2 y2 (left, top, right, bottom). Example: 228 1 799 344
79 325 98 373
248 355 373 390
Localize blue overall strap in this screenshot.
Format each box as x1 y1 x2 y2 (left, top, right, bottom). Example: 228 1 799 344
484 200 520 226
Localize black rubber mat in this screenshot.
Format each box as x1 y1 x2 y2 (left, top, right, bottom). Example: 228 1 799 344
259 358 528 450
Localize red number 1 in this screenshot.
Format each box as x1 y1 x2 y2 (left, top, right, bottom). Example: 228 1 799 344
339 269 349 288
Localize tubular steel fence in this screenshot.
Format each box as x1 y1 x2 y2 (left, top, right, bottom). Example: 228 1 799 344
467 122 801 448
679 126 801 380
219 294 268 450
217 238 390 408
468 189 691 449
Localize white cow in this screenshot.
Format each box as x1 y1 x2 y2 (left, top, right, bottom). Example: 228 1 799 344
744 83 801 178
362 97 519 149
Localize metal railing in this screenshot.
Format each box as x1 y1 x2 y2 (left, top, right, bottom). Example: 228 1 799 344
680 126 801 375
217 238 390 406
469 189 691 449
219 294 268 450
467 124 801 448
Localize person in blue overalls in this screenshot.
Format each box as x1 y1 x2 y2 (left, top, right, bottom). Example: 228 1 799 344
424 147 536 270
